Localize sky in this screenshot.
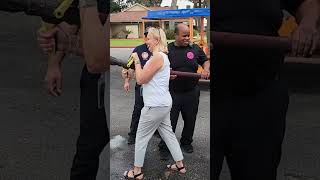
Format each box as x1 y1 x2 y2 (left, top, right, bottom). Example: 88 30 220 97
161 0 172 6
119 0 194 9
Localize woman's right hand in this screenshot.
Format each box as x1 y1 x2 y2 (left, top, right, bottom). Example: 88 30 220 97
121 68 129 79
123 81 130 93
37 22 79 55
37 27 57 54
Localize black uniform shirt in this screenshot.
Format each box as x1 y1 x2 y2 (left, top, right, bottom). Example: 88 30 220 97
212 0 304 94
168 42 208 92
130 43 152 69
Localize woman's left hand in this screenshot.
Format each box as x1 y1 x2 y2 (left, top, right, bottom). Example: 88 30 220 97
131 52 139 63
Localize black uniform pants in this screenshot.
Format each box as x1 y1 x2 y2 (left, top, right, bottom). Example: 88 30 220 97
70 66 109 180
159 86 200 149
212 81 289 180
128 83 144 137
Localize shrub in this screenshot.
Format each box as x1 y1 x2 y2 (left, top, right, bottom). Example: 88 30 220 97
165 29 175 40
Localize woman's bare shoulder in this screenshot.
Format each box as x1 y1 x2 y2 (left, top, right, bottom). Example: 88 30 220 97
152 52 164 60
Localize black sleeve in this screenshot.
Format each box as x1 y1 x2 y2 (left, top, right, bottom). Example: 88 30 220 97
0 0 80 25
98 0 109 14
167 42 174 53
98 0 109 25
194 44 208 66
132 47 138 53
281 0 304 15
0 0 25 12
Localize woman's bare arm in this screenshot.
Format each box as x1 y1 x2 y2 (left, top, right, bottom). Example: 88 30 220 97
79 1 108 73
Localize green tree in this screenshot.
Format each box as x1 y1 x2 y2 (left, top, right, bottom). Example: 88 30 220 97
111 0 127 13
191 0 209 8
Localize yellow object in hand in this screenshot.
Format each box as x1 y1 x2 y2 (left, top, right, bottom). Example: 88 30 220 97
39 22 55 33
54 0 74 19
39 22 56 54
38 0 74 55
127 55 135 68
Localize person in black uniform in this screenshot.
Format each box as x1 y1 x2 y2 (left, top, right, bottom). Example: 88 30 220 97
121 27 153 145
37 1 110 180
159 23 210 158
1 0 109 179
0 0 80 25
212 0 320 179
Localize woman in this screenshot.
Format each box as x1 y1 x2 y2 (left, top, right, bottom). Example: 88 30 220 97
123 27 186 179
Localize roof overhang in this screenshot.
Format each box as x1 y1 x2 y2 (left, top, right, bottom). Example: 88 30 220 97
142 8 210 19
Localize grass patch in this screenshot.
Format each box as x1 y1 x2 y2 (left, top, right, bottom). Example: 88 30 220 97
111 39 144 47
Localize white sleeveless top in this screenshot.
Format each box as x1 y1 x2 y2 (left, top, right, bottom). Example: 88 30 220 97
142 52 172 107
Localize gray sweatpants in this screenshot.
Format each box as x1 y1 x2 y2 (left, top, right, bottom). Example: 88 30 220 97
134 106 184 167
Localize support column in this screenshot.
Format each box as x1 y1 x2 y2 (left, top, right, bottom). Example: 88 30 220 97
141 20 145 38
189 17 194 40
200 16 205 46
161 20 165 29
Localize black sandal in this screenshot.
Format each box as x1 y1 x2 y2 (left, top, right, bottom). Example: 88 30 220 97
166 163 186 174
124 169 144 180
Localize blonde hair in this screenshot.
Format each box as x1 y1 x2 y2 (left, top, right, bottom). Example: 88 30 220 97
147 27 168 54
